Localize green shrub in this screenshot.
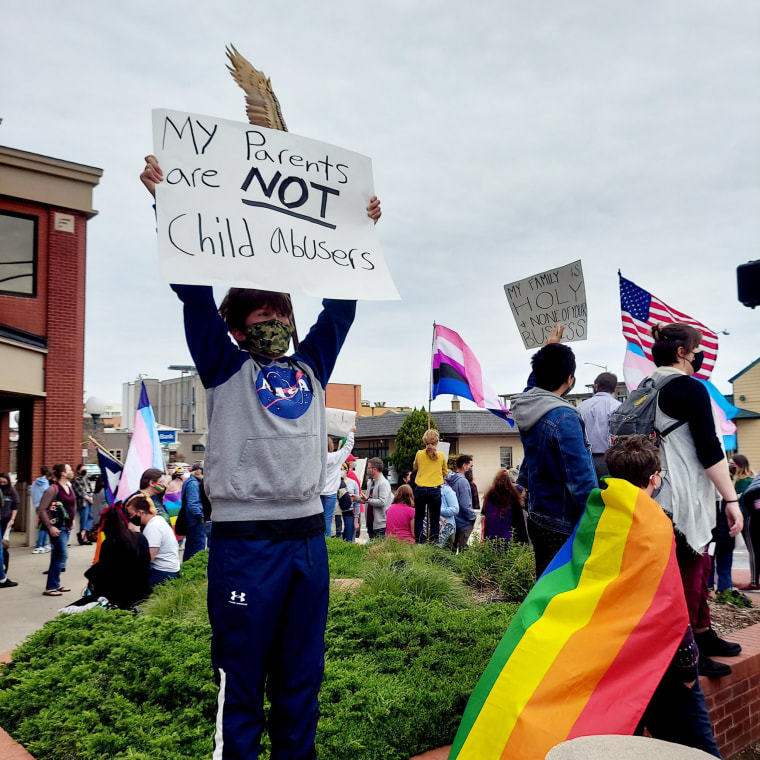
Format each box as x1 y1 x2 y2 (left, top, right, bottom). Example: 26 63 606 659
360 561 473 609
0 540 525 760
326 538 368 578
456 537 535 601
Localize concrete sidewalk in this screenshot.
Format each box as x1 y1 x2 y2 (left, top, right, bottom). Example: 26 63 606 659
0 533 96 653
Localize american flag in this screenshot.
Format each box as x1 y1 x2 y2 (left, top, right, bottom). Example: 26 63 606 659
619 274 718 380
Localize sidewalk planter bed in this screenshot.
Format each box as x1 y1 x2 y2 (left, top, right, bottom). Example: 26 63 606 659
0 539 532 760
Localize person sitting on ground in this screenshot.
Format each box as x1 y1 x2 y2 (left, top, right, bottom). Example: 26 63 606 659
482 468 528 548
138 468 170 523
385 485 416 544
84 505 151 609
125 493 180 589
606 435 722 759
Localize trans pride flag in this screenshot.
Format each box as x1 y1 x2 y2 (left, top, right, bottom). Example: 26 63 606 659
450 478 688 760
619 273 737 450
431 324 513 424
116 382 164 501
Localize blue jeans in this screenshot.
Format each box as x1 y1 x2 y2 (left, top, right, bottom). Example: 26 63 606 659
638 670 721 757
46 529 70 591
150 568 179 589
183 520 206 564
35 525 49 549
321 494 337 538
208 532 328 760
77 506 93 534
341 512 355 542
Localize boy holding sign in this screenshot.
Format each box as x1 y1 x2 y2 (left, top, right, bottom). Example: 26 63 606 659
141 155 380 760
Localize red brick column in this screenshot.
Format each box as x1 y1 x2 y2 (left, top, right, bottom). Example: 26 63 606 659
43 211 87 465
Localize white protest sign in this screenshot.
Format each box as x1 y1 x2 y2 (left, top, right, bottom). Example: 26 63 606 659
437 440 451 463
353 458 367 487
504 260 587 349
326 408 357 438
152 109 399 299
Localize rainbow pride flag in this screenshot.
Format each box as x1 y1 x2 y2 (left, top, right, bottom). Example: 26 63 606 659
449 478 688 760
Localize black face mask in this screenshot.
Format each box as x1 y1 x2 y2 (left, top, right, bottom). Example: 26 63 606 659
690 351 705 374
129 514 142 527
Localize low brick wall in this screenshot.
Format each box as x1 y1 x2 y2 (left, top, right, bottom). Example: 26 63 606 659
703 622 760 758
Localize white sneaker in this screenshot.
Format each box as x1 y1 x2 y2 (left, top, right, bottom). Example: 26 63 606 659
43 545 52 553
32 547 45 554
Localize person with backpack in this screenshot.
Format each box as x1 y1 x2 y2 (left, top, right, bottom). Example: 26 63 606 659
639 323 743 678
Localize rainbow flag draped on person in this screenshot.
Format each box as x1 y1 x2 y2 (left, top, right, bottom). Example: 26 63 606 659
449 477 688 760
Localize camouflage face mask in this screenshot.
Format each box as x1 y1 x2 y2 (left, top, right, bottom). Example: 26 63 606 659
244 319 293 358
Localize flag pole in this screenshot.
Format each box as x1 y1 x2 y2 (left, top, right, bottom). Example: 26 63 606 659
428 322 436 429
88 435 124 466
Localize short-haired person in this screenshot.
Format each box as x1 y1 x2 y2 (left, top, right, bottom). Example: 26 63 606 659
72 463 94 545
138 468 170 523
180 463 207 563
445 455 476 550
140 153 381 759
412 429 448 544
359 457 392 538
30 466 53 554
605 435 721 759
125 493 180 589
578 371 621 482
510 325 597 577
649 323 743 677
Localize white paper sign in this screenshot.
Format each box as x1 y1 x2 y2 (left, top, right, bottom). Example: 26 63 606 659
326 408 357 438
152 109 399 299
437 440 451 462
504 260 587 349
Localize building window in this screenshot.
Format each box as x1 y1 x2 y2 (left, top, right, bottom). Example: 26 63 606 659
499 446 513 468
354 439 389 460
0 211 37 296
109 449 123 461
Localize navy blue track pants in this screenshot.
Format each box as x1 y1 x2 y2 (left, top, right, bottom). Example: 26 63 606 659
207 533 329 760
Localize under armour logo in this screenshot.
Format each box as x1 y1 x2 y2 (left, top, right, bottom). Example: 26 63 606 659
229 590 247 606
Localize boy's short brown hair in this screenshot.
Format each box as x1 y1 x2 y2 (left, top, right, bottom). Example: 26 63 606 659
218 288 298 348
604 434 661 489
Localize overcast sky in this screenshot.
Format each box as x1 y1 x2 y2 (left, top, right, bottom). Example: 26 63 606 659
2 1 759 413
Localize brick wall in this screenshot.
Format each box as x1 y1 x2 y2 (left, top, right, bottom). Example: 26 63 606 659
42 208 87 466
702 623 760 758
0 197 87 472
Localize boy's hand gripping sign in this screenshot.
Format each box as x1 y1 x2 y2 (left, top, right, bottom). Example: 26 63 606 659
152 109 399 299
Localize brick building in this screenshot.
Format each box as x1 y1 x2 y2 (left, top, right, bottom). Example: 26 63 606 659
0 146 101 534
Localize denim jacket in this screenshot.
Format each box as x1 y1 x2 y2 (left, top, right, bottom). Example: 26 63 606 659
510 383 596 536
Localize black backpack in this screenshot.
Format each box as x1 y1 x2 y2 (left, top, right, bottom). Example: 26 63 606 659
609 374 686 445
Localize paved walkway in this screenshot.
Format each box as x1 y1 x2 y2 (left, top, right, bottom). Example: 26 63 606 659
0 533 97 653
